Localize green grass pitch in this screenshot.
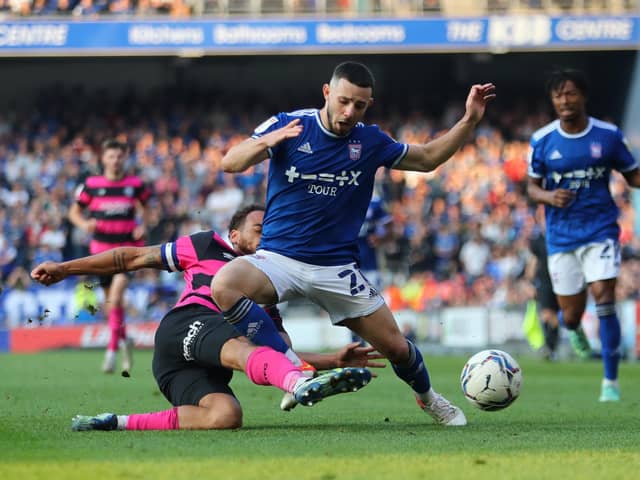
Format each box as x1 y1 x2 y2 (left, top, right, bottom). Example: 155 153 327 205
1 350 639 479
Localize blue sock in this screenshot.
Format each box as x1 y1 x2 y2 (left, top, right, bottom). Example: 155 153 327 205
596 303 620 381
224 297 291 354
391 340 431 394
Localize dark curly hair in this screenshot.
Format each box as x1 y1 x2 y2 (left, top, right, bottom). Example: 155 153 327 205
545 68 589 97
228 204 265 231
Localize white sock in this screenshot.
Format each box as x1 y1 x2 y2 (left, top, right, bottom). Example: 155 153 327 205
602 378 619 388
105 350 116 361
417 388 437 404
116 415 129 430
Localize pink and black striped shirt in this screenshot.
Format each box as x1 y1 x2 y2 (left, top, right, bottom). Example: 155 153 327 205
75 175 151 254
160 230 284 331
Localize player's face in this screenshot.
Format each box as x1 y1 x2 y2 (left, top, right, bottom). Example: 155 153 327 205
323 78 373 136
101 148 126 180
550 80 586 123
230 210 264 255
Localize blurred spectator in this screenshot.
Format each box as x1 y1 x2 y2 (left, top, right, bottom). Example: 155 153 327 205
72 0 105 16
0 82 638 327
0 230 18 280
459 222 491 284
108 0 133 14
0 0 636 17
2 266 39 328
205 172 243 232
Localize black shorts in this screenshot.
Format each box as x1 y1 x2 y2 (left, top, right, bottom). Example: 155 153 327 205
152 304 243 407
534 276 559 312
98 272 132 289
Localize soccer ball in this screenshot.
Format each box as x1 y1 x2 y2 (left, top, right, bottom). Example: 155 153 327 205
460 349 522 411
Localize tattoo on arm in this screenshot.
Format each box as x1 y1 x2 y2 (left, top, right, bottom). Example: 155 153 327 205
112 251 127 273
142 248 162 268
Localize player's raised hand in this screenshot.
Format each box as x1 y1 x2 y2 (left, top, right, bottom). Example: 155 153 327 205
548 188 576 208
335 341 387 374
31 262 67 286
465 83 496 125
262 119 303 148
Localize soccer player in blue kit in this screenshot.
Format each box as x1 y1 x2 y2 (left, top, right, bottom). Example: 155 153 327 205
211 61 496 425
528 68 640 402
358 193 392 292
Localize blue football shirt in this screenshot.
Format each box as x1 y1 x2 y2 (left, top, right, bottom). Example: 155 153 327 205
528 117 637 254
251 109 408 265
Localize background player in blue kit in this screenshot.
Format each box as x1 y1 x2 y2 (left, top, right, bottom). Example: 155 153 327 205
527 68 640 402
211 61 495 425
358 193 393 293
351 193 392 345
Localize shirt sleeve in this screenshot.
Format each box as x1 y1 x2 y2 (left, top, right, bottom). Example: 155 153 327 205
527 140 544 179
612 129 638 173
74 183 91 207
373 126 408 168
160 235 193 272
251 113 287 159
137 180 153 205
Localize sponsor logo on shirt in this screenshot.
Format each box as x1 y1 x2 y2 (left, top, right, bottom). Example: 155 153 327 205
551 166 606 189
98 201 133 216
284 165 362 197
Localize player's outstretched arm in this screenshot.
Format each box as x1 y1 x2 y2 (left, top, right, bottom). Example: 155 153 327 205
394 83 496 173
299 342 386 371
30 245 163 286
222 119 303 173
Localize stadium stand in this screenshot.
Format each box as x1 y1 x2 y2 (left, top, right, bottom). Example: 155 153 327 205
0 0 637 18
1 83 639 329
0 0 638 365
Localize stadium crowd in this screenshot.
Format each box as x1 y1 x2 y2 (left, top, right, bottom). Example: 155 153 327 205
1 85 639 328
0 0 635 18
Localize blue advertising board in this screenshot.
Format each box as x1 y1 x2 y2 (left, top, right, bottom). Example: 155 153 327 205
0 16 637 55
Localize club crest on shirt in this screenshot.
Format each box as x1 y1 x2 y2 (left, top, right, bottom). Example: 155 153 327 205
590 142 602 159
124 186 134 197
348 143 362 161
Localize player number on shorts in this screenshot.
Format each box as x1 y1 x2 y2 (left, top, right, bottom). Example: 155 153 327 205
338 268 366 296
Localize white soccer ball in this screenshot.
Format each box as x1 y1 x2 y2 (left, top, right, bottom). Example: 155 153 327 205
460 349 522 411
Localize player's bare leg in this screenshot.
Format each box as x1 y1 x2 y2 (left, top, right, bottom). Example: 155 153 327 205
72 394 243 431
104 273 132 374
557 290 592 359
